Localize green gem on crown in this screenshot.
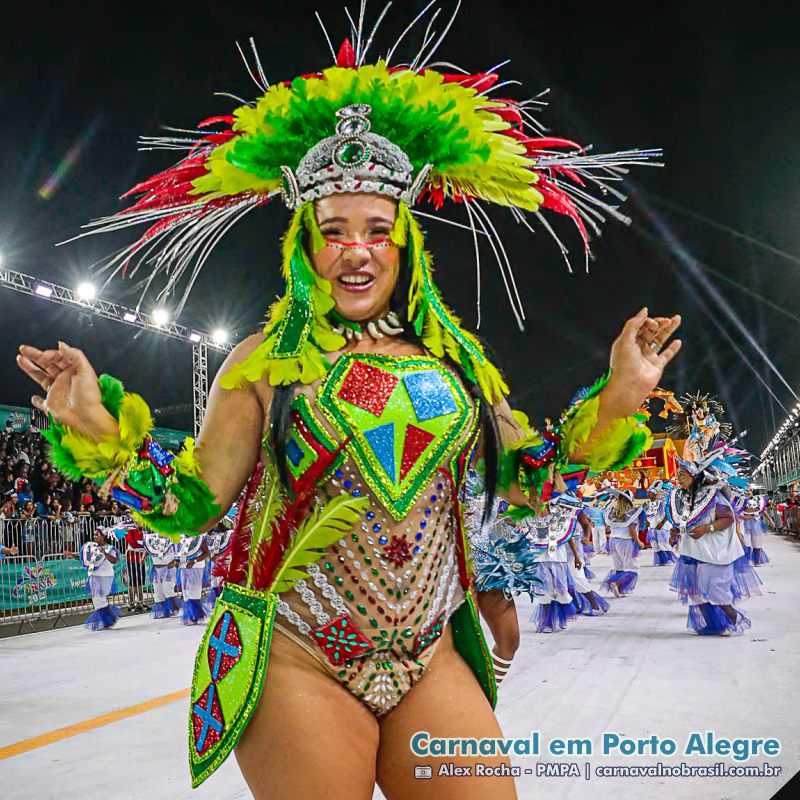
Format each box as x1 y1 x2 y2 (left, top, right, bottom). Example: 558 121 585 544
335 139 370 169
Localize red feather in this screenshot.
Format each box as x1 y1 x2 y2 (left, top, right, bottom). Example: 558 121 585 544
336 39 356 68
225 462 265 586
249 439 351 591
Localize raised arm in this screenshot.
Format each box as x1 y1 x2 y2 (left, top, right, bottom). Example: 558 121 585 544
17 335 269 537
493 308 680 511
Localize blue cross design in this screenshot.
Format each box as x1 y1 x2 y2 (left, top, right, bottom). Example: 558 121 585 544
193 684 222 753
209 612 241 681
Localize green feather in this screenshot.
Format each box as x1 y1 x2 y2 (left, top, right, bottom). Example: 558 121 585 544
270 494 369 594
246 465 285 588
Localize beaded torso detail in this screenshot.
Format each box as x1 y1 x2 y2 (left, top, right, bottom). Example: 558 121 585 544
256 353 479 715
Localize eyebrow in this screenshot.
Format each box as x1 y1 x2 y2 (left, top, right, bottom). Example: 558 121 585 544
318 215 395 226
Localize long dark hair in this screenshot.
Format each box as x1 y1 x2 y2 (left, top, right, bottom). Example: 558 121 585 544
269 245 500 526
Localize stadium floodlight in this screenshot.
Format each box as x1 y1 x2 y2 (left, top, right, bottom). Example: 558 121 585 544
123 311 137 322
211 328 228 345
77 282 96 301
189 331 203 343
34 282 53 298
152 308 170 327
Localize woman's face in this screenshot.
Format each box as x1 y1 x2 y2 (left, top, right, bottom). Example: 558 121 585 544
311 193 400 323
677 468 694 491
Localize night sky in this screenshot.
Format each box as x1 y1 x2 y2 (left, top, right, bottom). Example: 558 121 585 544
2 1 799 454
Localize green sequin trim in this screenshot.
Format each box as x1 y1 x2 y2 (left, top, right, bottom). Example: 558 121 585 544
317 353 473 521
189 585 277 788
450 594 497 708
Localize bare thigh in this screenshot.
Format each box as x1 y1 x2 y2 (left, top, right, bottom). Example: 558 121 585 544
376 627 518 800
235 628 380 800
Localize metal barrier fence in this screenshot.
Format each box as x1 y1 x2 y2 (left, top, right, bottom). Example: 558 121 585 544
0 516 158 631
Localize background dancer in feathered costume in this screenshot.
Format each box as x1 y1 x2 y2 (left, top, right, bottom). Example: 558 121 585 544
566 495 609 615
666 451 759 635
63 526 122 630
527 492 582 632
178 533 210 625
464 469 541 686
143 530 183 619
600 488 642 597
17 3 682 796
744 492 770 566
204 524 234 612
644 479 677 565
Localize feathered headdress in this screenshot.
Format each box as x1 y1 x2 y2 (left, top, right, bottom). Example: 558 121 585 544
667 391 733 441
65 2 661 401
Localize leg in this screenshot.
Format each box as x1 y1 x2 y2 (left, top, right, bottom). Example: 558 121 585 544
376 627 518 800
476 589 520 685
235 628 379 800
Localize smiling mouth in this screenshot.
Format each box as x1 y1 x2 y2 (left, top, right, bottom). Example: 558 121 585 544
337 273 375 292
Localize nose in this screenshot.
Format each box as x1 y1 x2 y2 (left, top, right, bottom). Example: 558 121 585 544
340 244 371 268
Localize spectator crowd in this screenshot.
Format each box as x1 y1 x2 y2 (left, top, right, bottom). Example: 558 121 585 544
1 429 127 557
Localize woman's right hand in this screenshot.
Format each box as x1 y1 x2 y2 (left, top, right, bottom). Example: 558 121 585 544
17 342 119 442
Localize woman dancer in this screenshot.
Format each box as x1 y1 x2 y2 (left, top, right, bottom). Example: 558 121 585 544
63 526 122 630
667 458 752 635
528 493 582 632
143 530 182 619
567 498 609 615
600 489 642 597
645 481 677 565
179 533 210 625
205 525 234 613
18 5 680 795
744 494 770 566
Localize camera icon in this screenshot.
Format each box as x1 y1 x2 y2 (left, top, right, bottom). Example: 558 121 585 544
414 765 433 780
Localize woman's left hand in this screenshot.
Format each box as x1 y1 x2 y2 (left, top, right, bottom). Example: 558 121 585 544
688 526 706 540
605 308 682 417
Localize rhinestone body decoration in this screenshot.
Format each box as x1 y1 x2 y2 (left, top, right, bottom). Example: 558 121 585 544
311 613 373 665
263 353 480 716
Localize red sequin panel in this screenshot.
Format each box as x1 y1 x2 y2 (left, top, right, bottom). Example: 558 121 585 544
310 613 374 666
207 611 242 683
337 361 398 417
399 424 435 481
192 683 225 755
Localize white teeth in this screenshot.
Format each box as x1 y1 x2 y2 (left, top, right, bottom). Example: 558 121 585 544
339 274 373 285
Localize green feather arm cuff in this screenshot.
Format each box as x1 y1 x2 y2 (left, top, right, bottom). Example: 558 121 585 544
498 372 653 501
42 374 219 538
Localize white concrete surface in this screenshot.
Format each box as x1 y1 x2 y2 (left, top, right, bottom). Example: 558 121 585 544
1 531 796 800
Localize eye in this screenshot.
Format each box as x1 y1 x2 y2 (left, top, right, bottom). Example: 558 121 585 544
320 227 344 237
369 227 391 237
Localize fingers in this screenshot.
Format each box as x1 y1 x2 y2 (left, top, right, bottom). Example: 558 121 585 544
16 354 54 390
620 307 649 344
58 341 95 377
31 395 48 412
658 339 682 365
652 315 682 348
19 345 69 380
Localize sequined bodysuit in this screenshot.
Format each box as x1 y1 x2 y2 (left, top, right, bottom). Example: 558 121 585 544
253 352 480 715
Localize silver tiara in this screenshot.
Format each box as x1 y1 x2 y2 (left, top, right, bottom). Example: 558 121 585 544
280 104 431 209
